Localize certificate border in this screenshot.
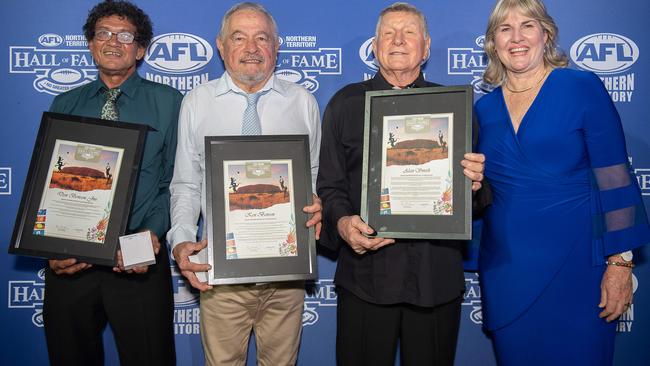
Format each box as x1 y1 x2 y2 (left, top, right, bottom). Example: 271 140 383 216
204 135 317 285
9 112 148 266
361 86 473 239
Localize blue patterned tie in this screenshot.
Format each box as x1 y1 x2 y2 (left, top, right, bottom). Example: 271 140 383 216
241 92 262 135
101 88 121 121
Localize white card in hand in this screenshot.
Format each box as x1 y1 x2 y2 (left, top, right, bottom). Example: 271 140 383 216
119 231 156 270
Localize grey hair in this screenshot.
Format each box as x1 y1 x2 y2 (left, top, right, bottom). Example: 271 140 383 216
218 2 278 42
375 2 429 39
483 0 568 86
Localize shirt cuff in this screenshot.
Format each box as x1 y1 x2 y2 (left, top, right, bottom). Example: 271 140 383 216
166 225 198 250
329 204 353 230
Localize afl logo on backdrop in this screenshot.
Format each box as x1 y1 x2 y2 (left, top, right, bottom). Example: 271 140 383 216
475 35 485 48
359 37 379 72
171 266 199 307
38 33 63 47
143 33 212 93
570 33 639 74
145 33 213 73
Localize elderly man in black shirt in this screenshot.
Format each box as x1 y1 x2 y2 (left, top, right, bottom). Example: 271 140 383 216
317 3 487 365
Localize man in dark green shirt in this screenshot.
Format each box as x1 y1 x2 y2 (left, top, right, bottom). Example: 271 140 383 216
43 1 182 365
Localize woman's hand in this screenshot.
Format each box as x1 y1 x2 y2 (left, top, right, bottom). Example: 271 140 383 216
599 257 633 322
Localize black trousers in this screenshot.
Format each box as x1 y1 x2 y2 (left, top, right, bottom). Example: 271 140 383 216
43 246 176 366
336 287 462 366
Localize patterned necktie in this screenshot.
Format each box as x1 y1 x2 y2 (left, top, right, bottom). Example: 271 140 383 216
101 88 121 121
241 92 262 135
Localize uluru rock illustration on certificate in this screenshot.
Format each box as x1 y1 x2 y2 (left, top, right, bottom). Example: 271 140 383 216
385 115 449 166
227 161 291 211
48 143 121 192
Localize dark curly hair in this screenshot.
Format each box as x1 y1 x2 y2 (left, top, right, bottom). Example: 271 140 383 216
83 0 153 48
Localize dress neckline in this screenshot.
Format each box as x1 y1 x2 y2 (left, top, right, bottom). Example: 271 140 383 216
499 68 556 139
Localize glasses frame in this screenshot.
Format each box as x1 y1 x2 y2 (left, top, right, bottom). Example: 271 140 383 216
94 29 136 45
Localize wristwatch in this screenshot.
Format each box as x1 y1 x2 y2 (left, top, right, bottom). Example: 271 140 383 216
619 250 634 262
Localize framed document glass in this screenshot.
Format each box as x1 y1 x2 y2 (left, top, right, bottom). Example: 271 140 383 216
205 135 317 284
361 86 473 239
9 112 147 265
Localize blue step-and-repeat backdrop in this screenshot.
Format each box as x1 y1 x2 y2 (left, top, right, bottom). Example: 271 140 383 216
1 1 648 365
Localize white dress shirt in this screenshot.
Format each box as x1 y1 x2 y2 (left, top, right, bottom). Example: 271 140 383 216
167 72 321 249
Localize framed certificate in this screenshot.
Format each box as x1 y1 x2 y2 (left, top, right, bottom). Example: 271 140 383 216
204 135 317 284
361 86 473 239
9 112 148 265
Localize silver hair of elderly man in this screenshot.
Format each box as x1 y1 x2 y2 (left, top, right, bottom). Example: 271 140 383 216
374 2 430 39
218 2 279 42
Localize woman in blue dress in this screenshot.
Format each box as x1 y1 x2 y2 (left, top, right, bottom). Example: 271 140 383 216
475 0 650 364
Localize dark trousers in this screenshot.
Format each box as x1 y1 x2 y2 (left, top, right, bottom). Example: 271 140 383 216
43 247 176 366
336 287 462 366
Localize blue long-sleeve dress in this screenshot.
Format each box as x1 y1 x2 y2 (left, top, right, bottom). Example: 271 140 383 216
475 68 650 365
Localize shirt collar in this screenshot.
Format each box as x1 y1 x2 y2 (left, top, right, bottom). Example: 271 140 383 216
90 72 141 99
215 71 288 97
371 70 427 90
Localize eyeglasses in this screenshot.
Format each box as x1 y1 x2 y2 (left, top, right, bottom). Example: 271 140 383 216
94 29 136 44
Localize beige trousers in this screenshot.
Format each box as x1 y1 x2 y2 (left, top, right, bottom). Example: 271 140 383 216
200 281 305 366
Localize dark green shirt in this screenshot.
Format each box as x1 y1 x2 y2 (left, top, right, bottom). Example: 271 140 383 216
49 72 182 239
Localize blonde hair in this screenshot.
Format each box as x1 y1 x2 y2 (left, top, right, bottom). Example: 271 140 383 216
483 0 568 86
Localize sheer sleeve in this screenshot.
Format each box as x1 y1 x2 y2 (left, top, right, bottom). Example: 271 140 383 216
583 72 650 261
592 164 650 258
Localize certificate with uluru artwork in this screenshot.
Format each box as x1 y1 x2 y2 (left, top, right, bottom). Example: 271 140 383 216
223 160 297 260
34 139 124 243
380 113 454 216
9 112 147 266
361 86 473 240
205 135 317 285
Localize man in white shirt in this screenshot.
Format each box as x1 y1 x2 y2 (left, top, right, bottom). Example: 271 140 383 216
167 2 321 365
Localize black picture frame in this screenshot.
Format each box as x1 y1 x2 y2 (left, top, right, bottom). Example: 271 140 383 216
361 86 473 240
204 135 317 284
9 112 148 266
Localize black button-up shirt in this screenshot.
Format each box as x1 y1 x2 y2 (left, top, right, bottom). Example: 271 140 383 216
317 72 468 307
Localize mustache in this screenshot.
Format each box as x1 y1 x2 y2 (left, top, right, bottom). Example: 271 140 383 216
240 55 264 62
